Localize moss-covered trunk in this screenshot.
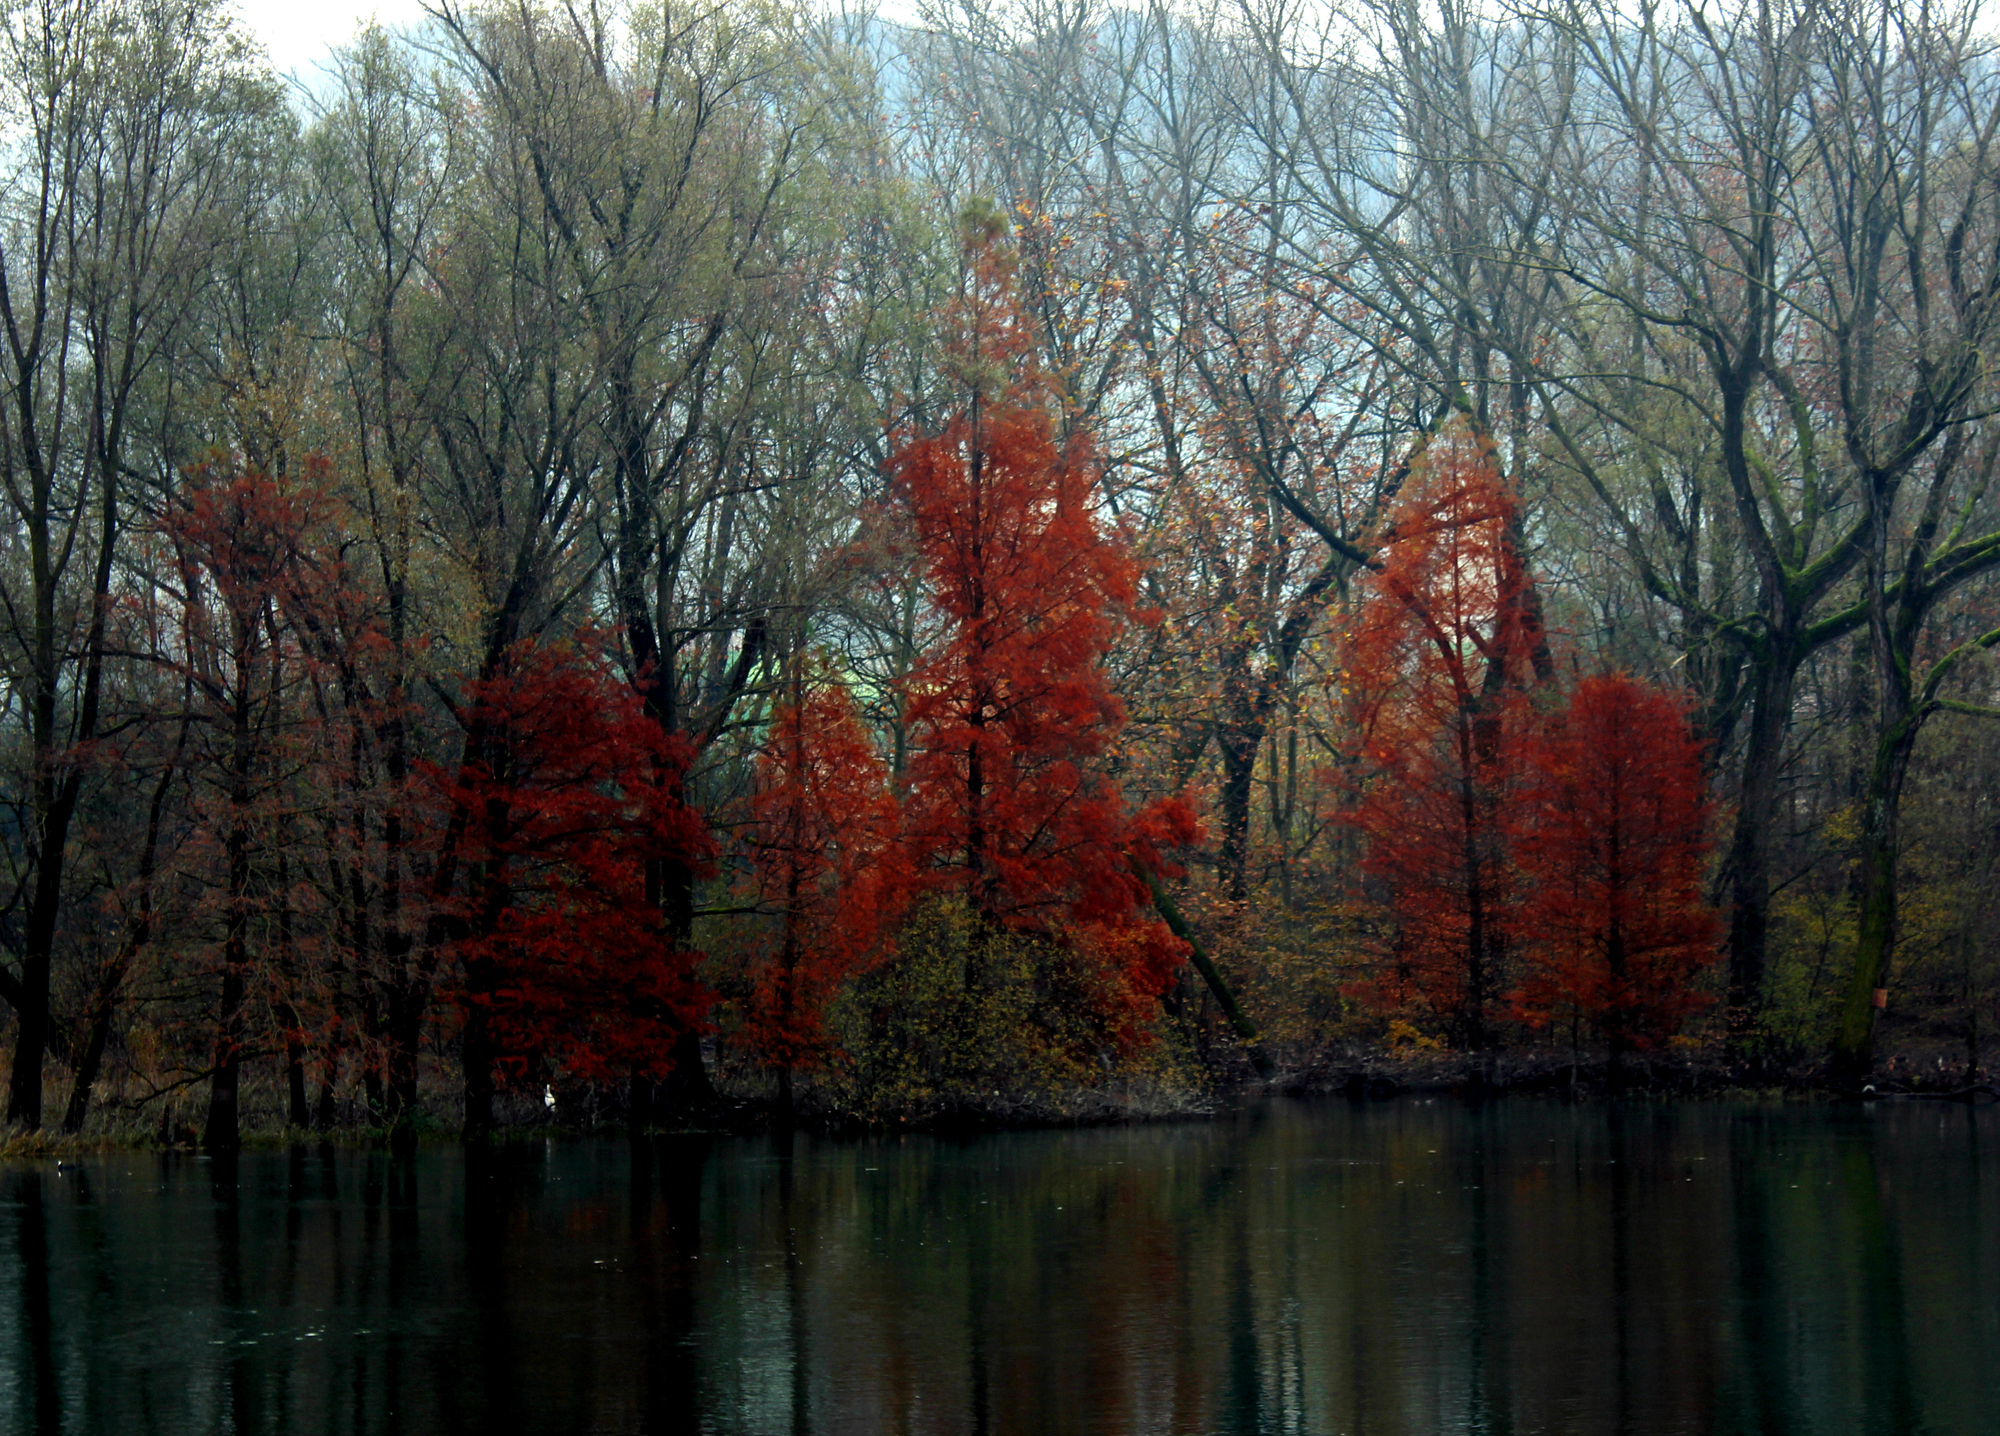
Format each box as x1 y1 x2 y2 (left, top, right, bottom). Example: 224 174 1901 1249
1832 710 1921 1081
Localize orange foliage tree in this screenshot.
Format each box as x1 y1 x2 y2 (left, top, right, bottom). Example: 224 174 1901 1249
1510 673 1720 1066
890 220 1198 1028
741 665 905 1105
1340 430 1548 1050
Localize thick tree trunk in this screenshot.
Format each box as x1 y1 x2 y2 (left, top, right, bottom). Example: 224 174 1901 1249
5 386 73 1134
651 1029 714 1116
385 990 423 1125
314 1067 337 1131
1722 642 1798 1031
1216 725 1259 906
203 954 246 1154
8 354 122 1129
7 826 66 1129
362 540 426 1131
284 1031 310 1130
461 801 513 1141
653 859 716 1116
275 853 309 1129
775 769 804 1120
619 554 722 1121
1463 663 1522 1054
361 1026 387 1123
1832 710 1921 1081
62 754 172 1133
7 519 96 1128
461 990 495 1141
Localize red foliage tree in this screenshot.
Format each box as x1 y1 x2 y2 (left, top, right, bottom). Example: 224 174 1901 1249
1340 429 1547 1049
428 638 712 1134
1510 673 1720 1066
741 664 905 1104
165 459 335 1150
891 222 1198 1021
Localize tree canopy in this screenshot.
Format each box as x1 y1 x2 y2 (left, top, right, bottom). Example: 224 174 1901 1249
1 0 1996 1138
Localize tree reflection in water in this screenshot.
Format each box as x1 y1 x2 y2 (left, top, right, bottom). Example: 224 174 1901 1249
0 1099 1992 1434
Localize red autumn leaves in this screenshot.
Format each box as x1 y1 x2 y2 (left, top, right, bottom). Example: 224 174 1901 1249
166 460 718 1108
739 674 901 1078
164 234 1201 1116
735 238 1199 1081
1340 431 1720 1054
184 264 1716 1103
1509 675 1720 1055
739 297 1721 1077
148 228 1728 1136
891 390 1196 975
433 642 713 1089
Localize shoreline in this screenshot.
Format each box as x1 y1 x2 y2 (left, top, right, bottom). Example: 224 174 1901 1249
6 1052 1994 1162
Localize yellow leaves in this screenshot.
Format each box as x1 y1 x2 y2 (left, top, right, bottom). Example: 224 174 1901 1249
1820 802 1862 851
1385 1018 1443 1053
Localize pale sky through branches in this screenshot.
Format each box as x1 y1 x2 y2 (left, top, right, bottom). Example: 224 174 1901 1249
232 0 430 75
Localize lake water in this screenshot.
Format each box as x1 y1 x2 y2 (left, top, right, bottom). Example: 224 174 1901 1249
0 1098 1993 1435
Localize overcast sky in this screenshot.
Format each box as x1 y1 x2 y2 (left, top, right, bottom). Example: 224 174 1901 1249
232 0 430 76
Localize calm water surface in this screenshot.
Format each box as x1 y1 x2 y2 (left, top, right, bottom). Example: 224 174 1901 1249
0 1098 1993 1435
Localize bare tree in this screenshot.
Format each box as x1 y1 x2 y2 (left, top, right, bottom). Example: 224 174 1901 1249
0 0 282 1128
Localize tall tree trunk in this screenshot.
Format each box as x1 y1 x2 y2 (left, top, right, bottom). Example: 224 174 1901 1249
1833 716 1919 1082
618 527 720 1121
1457 722 1494 1054
275 851 310 1129
6 483 107 1127
1216 723 1259 906
8 800 67 1130
61 742 178 1133
377 566 420 1126
203 650 258 1154
460 794 513 1141
385 992 422 1126
1721 637 1799 1034
461 987 496 1141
